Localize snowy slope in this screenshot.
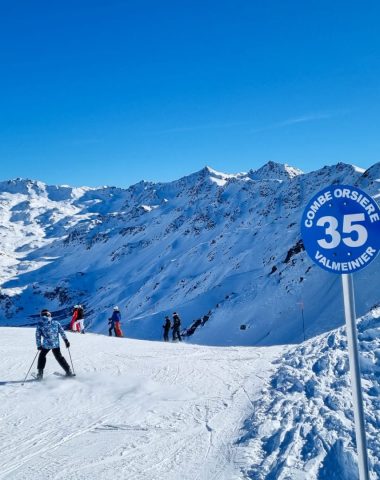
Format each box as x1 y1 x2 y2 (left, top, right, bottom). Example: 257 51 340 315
0 162 379 346
0 302 379 479
0 327 283 480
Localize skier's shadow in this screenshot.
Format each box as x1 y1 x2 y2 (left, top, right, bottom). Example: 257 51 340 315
0 379 35 386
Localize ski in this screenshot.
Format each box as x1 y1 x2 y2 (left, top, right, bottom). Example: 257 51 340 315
53 371 76 378
30 371 76 381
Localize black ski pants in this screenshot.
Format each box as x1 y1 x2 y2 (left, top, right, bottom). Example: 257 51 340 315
172 327 182 342
37 347 70 373
163 329 170 342
109 326 115 336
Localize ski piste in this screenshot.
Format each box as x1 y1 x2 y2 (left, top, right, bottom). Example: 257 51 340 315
1 319 380 479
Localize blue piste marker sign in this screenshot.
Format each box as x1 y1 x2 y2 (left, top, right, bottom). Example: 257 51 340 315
301 184 380 274
301 183 380 480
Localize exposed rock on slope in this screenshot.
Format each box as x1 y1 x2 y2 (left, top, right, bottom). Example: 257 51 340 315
0 161 379 345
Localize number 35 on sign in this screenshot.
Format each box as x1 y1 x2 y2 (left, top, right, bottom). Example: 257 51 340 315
301 185 380 273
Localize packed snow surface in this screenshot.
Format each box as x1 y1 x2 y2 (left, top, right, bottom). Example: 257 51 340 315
1 303 379 480
0 328 283 480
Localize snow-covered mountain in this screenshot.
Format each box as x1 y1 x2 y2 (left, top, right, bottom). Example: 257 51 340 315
0 161 379 346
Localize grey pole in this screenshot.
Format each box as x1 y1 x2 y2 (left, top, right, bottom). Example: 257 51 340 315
21 351 39 386
301 306 305 342
341 273 370 480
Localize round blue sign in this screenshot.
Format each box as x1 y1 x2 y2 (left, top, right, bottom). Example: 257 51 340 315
301 184 380 273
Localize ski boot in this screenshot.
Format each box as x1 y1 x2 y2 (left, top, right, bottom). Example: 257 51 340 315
65 369 75 377
36 369 44 381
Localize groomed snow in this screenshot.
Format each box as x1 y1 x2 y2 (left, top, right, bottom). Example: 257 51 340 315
0 328 283 480
0 302 379 479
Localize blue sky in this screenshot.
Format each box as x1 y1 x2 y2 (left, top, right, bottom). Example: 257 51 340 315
0 0 379 187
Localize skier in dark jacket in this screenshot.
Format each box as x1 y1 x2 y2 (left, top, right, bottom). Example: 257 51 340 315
36 309 73 380
172 312 182 342
163 316 171 342
108 306 123 337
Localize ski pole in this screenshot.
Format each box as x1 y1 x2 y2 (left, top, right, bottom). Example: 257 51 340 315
21 351 39 386
67 348 76 375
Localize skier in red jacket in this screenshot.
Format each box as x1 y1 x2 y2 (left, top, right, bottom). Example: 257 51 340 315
70 305 85 333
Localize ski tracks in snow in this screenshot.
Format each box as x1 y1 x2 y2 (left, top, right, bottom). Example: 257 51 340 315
0 329 283 479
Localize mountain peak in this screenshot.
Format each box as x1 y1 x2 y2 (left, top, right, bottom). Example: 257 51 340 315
173 166 234 188
0 177 47 195
248 161 303 181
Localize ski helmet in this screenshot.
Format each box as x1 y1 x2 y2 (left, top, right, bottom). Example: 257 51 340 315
113 306 119 311
40 309 51 317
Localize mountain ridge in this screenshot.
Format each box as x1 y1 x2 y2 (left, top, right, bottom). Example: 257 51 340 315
0 161 379 347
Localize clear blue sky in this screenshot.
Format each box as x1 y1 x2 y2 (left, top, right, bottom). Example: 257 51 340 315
1 0 379 187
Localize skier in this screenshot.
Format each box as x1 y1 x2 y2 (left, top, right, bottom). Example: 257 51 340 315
35 309 73 380
70 304 85 333
172 312 182 342
109 306 123 337
163 316 171 342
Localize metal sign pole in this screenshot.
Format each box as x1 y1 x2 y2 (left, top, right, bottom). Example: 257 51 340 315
301 184 379 479
341 273 370 480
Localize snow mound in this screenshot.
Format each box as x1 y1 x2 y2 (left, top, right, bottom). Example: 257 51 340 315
238 304 380 480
